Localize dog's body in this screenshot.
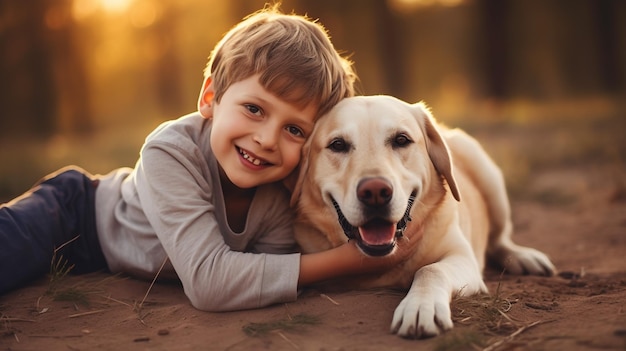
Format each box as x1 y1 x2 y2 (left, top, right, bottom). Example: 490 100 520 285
292 95 555 338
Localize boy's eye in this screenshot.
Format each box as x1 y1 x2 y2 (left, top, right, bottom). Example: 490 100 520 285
286 125 305 138
245 104 262 116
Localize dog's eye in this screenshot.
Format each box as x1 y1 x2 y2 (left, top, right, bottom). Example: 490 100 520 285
392 134 413 148
328 138 350 153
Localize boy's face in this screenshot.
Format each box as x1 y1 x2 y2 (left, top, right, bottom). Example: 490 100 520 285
203 74 317 189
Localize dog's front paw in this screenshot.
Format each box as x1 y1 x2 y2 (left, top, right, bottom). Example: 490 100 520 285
390 291 453 339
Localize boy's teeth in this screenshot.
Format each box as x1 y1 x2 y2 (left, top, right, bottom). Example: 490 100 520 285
241 149 262 165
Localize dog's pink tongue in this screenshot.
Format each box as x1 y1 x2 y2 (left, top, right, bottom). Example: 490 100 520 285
358 219 396 246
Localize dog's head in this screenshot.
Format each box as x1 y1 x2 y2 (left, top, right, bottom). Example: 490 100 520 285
291 95 459 256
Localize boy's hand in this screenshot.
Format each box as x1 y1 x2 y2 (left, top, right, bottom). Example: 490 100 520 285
345 235 415 274
298 234 417 287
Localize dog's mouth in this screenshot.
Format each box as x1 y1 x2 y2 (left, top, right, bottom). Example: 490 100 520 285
331 192 416 257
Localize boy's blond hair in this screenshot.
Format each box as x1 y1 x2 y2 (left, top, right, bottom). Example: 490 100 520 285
205 4 356 118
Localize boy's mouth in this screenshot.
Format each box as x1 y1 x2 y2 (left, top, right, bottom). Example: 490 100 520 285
238 147 271 166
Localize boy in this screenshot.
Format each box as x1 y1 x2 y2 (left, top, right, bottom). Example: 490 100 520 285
0 6 407 311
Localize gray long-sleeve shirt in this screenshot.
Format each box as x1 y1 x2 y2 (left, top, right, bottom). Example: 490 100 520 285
94 112 300 311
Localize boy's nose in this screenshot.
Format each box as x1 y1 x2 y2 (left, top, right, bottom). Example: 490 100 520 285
253 127 279 151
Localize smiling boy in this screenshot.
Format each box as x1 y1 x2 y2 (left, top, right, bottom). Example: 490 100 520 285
0 6 408 310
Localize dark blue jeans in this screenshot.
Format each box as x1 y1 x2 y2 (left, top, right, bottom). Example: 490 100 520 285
0 166 107 294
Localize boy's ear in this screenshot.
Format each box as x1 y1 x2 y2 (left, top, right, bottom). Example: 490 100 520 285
198 77 215 119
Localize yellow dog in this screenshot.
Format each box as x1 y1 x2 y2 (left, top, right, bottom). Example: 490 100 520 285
292 95 556 338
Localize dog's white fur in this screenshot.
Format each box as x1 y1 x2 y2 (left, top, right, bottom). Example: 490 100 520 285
291 95 556 338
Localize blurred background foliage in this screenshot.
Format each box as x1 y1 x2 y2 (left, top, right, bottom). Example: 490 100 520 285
0 0 625 201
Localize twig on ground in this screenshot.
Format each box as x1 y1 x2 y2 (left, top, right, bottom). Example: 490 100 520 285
283 304 293 320
138 256 168 310
68 309 106 318
1 317 36 323
30 334 83 339
320 294 340 305
101 294 132 307
483 320 551 351
275 330 300 350
36 295 43 312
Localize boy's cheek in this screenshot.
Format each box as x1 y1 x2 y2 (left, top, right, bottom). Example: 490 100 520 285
282 167 300 193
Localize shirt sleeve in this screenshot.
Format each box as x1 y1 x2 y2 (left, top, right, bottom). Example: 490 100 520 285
135 140 300 311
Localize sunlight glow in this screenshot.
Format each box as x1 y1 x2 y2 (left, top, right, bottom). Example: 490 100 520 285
129 1 159 28
72 0 99 21
100 0 133 13
73 0 136 20
389 0 464 13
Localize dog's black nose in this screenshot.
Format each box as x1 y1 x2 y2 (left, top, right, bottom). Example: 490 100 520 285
357 177 393 207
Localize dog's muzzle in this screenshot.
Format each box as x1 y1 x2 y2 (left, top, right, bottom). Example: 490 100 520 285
331 192 416 256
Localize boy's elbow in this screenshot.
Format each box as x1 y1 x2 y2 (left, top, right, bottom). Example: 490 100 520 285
184 284 256 312
185 289 232 312
189 299 224 312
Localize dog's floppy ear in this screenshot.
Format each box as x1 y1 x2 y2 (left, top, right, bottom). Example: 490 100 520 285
412 102 461 202
289 138 312 207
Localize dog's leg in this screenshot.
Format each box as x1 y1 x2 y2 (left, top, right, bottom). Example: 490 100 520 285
478 157 556 276
390 245 486 338
446 129 556 276
480 163 556 276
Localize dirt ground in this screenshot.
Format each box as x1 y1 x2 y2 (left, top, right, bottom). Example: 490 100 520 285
1 155 626 350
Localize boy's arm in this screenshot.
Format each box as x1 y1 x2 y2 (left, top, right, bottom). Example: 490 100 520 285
136 141 300 312
298 240 412 287
298 243 359 286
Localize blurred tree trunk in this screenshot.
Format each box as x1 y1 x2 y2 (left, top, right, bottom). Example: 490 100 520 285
479 0 510 99
0 1 57 137
47 0 93 135
371 0 406 99
591 0 624 94
153 3 184 116
0 0 91 138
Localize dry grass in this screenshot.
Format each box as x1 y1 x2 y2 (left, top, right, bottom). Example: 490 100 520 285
1 307 37 343
242 313 321 337
132 256 168 325
450 283 518 335
434 289 514 351
39 238 165 326
436 278 554 351
47 236 80 291
44 236 113 307
45 273 120 308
